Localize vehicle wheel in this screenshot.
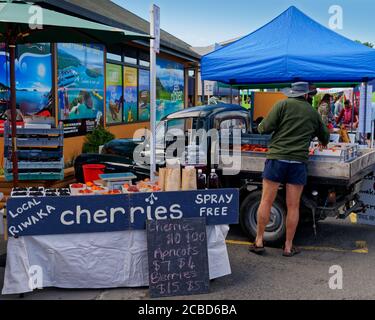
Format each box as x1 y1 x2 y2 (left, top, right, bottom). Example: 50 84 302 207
240 191 286 246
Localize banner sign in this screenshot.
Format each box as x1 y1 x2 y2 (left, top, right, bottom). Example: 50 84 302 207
358 174 375 225
359 84 373 134
6 189 239 237
57 43 105 137
124 67 138 123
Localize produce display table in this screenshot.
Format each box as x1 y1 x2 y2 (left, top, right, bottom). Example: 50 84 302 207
2 226 230 295
2 189 239 295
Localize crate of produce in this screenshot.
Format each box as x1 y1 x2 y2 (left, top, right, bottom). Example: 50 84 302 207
310 143 358 163
241 134 272 147
240 144 268 157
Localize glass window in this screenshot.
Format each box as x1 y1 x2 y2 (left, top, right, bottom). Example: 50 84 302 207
124 67 138 123
124 47 137 65
57 43 105 136
156 121 166 146
106 63 123 124
138 69 150 121
15 43 53 119
156 57 184 120
220 118 247 131
107 52 122 62
139 51 150 67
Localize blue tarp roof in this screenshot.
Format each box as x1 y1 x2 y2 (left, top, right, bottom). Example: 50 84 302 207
201 6 375 85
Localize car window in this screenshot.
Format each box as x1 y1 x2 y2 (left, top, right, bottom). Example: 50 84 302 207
220 118 247 132
156 122 166 146
167 118 194 132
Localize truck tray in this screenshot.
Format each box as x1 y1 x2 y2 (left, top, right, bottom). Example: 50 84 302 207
220 149 375 181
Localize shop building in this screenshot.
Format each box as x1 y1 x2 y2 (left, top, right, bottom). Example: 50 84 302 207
0 0 201 164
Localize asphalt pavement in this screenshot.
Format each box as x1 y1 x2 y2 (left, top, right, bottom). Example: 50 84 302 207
1 218 375 300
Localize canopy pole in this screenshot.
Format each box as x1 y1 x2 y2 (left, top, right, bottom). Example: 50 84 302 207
364 82 369 146
8 41 19 186
351 86 355 133
201 77 205 104
230 86 233 104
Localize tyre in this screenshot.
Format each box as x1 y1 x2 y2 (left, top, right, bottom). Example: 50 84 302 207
240 191 286 246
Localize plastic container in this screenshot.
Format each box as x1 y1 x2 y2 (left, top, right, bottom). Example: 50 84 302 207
70 183 86 196
82 164 106 183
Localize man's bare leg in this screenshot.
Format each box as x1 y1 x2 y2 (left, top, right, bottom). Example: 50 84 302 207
255 179 280 247
285 184 304 253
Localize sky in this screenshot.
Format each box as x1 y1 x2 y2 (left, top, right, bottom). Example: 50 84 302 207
113 0 375 47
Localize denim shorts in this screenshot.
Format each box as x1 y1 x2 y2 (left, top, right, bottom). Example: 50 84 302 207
263 159 308 186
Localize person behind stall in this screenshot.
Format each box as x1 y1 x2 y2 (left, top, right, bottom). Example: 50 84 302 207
334 94 344 118
318 94 333 126
336 100 359 129
249 82 330 257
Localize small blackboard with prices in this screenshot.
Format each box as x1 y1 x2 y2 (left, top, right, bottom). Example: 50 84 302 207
147 218 210 298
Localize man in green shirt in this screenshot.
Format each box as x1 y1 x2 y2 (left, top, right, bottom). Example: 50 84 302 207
249 82 330 257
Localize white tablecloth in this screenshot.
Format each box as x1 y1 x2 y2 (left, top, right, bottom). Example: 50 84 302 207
2 225 231 295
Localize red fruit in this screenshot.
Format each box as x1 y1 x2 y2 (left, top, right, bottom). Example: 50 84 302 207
71 183 84 189
128 186 139 192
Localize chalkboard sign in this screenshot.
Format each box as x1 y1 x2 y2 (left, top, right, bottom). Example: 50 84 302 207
147 218 210 298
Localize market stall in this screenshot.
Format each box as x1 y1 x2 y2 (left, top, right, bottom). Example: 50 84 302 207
2 168 238 295
201 6 375 230
201 6 375 86
201 6 375 152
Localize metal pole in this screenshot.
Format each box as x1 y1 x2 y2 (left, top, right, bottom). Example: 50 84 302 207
150 47 156 182
201 79 205 104
364 82 369 145
9 42 19 186
351 86 355 133
150 5 159 182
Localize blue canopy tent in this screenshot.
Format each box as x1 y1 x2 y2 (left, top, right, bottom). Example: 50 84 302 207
201 6 375 86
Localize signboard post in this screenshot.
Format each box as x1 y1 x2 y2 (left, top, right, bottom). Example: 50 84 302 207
147 218 210 298
150 4 160 182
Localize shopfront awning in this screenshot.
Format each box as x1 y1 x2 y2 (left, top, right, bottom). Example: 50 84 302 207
201 6 375 85
0 1 151 44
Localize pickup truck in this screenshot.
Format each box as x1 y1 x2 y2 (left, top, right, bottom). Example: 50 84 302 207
74 104 375 245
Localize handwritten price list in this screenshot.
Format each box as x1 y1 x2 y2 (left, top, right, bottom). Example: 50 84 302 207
146 218 210 298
